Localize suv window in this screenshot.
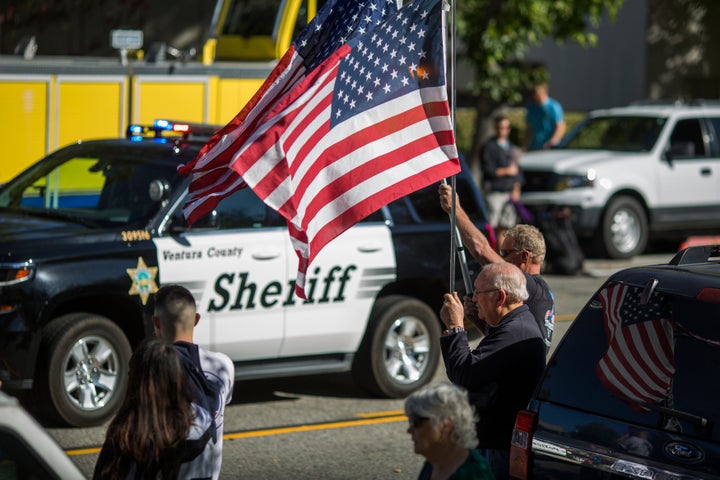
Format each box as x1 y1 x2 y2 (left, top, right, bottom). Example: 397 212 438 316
539 281 720 441
563 116 666 152
708 118 720 156
209 187 285 229
387 179 481 225
0 148 181 227
669 118 706 157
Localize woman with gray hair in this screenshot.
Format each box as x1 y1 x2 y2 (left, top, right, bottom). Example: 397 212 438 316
405 382 494 479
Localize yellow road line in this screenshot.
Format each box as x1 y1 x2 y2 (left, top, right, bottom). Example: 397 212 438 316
356 409 404 418
556 313 574 322
67 446 101 456
66 413 409 456
224 415 407 440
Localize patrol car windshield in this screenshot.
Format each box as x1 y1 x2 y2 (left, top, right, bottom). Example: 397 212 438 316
561 115 667 152
0 145 184 228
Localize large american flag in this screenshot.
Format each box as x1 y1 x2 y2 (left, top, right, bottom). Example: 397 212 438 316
187 0 460 298
596 284 675 409
179 0 397 225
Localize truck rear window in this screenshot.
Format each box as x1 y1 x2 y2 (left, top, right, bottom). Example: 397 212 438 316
539 281 720 441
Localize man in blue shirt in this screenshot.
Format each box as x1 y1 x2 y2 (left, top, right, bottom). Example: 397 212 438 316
525 82 565 151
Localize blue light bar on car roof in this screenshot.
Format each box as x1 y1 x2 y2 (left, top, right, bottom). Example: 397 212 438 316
125 119 219 140
127 125 144 135
154 119 171 130
154 119 190 132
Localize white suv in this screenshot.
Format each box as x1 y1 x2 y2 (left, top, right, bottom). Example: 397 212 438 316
520 102 720 258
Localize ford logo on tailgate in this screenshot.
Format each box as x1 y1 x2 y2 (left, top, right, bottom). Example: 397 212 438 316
664 442 703 462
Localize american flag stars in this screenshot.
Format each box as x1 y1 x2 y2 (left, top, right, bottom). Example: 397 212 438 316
596 283 675 408
182 0 458 297
619 287 672 327
331 3 442 126
297 0 394 71
179 0 397 226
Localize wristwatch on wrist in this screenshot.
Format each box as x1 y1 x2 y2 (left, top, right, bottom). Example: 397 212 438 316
443 326 464 336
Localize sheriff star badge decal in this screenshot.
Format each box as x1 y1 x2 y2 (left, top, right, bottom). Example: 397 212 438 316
126 257 158 305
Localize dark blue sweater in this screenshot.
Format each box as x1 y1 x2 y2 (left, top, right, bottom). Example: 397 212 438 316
441 305 546 449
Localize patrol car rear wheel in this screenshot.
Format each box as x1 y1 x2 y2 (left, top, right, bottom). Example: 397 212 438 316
38 313 131 427
352 295 441 398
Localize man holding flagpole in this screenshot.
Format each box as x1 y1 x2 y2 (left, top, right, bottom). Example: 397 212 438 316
440 262 546 479
439 185 555 351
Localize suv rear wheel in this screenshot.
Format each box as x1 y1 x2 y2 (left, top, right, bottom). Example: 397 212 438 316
352 295 441 398
599 195 648 259
37 313 131 427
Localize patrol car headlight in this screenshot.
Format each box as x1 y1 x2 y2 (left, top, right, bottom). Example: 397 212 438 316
0 263 35 286
553 172 595 191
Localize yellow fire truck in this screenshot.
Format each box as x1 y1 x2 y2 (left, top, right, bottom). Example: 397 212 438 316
0 0 321 183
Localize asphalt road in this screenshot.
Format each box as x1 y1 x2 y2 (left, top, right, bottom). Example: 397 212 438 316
49 252 677 479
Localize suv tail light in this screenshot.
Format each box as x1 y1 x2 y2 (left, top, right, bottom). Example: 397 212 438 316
510 409 537 479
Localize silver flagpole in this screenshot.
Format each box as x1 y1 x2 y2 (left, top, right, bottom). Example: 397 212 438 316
444 0 474 295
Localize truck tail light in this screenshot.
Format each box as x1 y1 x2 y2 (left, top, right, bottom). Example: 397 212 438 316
509 409 537 479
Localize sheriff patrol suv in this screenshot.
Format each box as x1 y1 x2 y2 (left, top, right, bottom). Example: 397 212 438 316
520 102 720 259
0 120 489 427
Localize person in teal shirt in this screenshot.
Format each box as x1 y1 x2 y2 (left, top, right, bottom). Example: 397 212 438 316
406 382 494 480
525 82 565 150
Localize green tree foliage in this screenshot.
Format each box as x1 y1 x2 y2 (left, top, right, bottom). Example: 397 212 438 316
646 0 720 100
454 0 623 167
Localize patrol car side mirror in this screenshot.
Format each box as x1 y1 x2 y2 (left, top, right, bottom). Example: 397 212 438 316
149 179 171 202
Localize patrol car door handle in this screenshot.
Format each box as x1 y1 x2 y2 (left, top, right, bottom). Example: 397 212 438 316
700 167 711 176
251 251 282 260
357 244 383 253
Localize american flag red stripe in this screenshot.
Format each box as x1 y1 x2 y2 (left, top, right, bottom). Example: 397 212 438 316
179 48 306 225
190 48 306 172
298 129 455 223
181 169 246 222
230 64 457 220
237 70 452 195
179 0 396 225
596 284 675 408
213 0 459 296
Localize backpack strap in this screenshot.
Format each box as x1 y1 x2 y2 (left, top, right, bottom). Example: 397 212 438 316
174 341 219 443
176 419 214 463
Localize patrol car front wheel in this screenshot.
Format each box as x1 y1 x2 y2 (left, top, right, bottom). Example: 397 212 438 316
352 295 441 398
37 313 132 427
